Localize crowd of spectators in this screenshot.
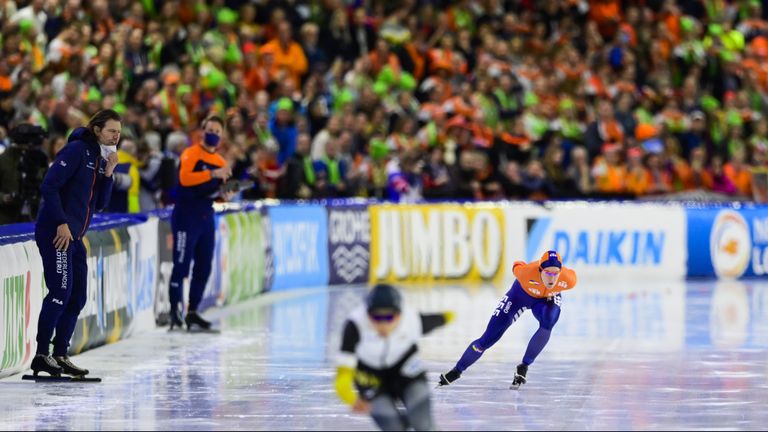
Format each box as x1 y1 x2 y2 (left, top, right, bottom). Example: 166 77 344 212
2 0 768 218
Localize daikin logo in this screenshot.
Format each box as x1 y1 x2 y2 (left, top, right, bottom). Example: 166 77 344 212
526 217 666 266
710 210 751 279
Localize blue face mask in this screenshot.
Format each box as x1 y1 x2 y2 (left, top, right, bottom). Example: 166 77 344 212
204 132 220 148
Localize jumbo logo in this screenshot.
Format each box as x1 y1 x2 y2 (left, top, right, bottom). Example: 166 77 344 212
710 210 751 278
370 205 505 281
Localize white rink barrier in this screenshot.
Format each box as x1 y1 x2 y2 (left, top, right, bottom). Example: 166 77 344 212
2 200 767 378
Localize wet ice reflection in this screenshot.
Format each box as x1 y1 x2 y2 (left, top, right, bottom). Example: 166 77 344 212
0 280 766 430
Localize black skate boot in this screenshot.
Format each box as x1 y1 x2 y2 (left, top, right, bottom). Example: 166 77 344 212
510 363 528 390
185 310 212 331
437 368 462 387
169 308 184 331
30 354 63 377
53 356 89 377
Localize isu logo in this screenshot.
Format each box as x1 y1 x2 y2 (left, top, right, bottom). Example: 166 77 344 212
710 210 751 279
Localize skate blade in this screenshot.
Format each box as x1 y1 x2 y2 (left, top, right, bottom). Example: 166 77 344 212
509 383 523 390
187 327 220 334
435 380 450 389
23 374 101 383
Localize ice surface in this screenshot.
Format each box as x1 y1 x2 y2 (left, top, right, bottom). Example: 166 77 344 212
1 279 767 430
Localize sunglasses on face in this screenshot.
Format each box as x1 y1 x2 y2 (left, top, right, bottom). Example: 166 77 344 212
542 270 560 277
369 313 396 322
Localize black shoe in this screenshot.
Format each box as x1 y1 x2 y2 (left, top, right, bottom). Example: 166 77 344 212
53 356 89 376
438 368 462 386
31 354 62 377
169 309 184 331
185 310 211 330
510 363 528 389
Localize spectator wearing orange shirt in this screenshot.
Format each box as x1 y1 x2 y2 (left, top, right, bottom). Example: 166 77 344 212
645 152 673 195
260 21 308 90
592 142 626 195
724 147 753 197
585 99 625 160
368 38 401 78
589 0 622 40
625 147 650 196
152 69 188 131
429 33 466 76
687 147 714 190
242 42 267 96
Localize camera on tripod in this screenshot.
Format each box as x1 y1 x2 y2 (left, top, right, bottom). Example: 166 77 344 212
0 123 50 224
9 123 47 149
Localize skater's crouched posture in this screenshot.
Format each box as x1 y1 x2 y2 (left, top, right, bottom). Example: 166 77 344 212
335 284 453 431
438 250 577 389
32 110 121 377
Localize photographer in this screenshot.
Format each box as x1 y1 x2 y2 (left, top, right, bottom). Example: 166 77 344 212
0 123 49 225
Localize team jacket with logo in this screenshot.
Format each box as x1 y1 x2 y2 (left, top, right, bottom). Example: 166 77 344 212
337 306 448 400
175 143 226 215
37 127 113 239
512 260 578 298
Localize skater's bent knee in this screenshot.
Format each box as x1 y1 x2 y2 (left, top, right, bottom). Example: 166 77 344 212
539 311 560 330
539 320 557 331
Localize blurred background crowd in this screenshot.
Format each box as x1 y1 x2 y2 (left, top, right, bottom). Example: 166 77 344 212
2 0 768 224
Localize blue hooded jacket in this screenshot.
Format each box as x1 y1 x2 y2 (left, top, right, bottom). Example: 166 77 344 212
36 127 114 239
269 117 297 166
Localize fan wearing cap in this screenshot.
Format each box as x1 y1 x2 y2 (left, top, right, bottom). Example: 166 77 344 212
438 250 577 390
335 284 454 431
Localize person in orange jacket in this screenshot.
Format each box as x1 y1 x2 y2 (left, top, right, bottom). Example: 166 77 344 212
438 251 578 389
168 116 234 331
259 21 308 89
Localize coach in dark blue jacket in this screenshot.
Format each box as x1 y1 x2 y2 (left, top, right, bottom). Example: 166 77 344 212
30 109 121 378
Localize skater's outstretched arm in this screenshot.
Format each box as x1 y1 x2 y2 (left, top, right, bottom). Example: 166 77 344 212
420 311 455 335
335 320 363 407
335 366 357 405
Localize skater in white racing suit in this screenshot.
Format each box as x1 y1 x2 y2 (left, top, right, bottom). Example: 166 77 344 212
335 284 453 431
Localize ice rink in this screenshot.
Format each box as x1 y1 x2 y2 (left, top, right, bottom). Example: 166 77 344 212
1 279 767 431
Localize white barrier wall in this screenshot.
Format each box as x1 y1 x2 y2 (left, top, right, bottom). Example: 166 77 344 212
1 200 766 379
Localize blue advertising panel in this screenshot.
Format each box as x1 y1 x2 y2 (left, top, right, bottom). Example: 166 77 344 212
268 205 329 291
687 206 768 278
